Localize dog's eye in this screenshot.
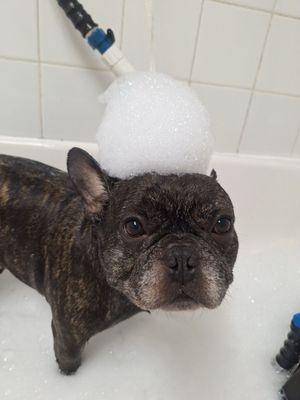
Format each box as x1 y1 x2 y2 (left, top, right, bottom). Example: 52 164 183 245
213 217 232 234
124 219 145 237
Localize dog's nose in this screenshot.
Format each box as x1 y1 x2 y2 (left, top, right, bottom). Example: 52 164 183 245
164 245 197 284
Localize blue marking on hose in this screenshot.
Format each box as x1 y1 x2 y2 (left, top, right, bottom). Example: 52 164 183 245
292 313 300 329
87 28 115 54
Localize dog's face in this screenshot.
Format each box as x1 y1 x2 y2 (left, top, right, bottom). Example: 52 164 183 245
68 148 238 311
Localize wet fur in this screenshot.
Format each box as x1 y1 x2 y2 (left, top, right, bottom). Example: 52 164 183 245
0 150 238 374
0 154 139 374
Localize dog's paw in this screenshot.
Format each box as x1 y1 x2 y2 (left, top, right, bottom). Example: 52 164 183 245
57 357 81 375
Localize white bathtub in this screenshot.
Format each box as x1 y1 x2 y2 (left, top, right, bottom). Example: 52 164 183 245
0 136 300 400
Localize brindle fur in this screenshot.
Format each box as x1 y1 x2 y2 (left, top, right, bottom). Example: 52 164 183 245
0 154 139 373
0 149 238 374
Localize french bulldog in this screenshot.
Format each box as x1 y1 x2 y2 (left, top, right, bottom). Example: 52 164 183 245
0 148 238 374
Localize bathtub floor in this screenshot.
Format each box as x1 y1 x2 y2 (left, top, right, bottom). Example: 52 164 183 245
0 237 299 400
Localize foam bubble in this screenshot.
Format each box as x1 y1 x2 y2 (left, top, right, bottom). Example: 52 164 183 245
96 72 213 179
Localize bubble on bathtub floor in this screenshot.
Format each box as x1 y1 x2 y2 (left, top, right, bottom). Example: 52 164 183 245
96 72 212 179
0 240 300 400
34 386 41 394
1 349 14 364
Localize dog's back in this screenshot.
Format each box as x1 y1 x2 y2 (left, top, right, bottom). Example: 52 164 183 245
0 155 77 293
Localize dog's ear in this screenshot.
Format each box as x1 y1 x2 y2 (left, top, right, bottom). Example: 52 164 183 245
67 147 110 214
210 169 217 180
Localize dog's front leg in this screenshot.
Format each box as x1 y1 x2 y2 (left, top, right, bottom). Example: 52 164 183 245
51 319 84 375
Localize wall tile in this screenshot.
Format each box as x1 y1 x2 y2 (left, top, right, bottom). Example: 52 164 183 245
275 0 300 18
0 0 298 162
39 0 123 69
0 0 38 60
292 132 300 157
0 60 40 138
239 92 300 155
192 83 251 152
256 16 300 96
153 0 203 79
225 0 276 11
192 1 270 87
121 0 152 71
122 0 203 79
42 65 114 141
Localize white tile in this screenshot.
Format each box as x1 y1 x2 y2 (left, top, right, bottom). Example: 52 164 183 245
42 65 114 141
153 0 203 79
292 132 300 157
275 0 300 18
240 92 300 155
0 0 38 59
192 2 270 87
123 0 203 77
192 83 251 152
0 60 40 138
121 0 152 71
226 0 276 11
39 0 123 69
257 16 300 96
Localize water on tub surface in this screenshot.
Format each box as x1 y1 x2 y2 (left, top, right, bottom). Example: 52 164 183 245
0 239 299 400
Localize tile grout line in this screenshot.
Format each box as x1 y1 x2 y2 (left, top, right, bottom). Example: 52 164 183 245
191 80 300 99
209 0 300 21
36 0 44 139
0 55 110 73
191 79 252 90
236 0 277 153
0 55 38 64
291 128 300 155
209 0 271 13
119 0 127 50
40 60 111 73
144 0 156 72
188 0 206 84
1 54 299 99
271 10 300 21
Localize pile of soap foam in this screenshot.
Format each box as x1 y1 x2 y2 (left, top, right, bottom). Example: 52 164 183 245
97 72 213 179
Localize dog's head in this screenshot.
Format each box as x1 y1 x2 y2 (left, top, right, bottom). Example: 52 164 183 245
68 148 238 311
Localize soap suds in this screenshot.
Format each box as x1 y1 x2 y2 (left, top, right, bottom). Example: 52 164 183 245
96 72 212 179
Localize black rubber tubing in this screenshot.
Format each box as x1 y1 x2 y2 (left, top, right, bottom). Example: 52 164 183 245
57 0 97 37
